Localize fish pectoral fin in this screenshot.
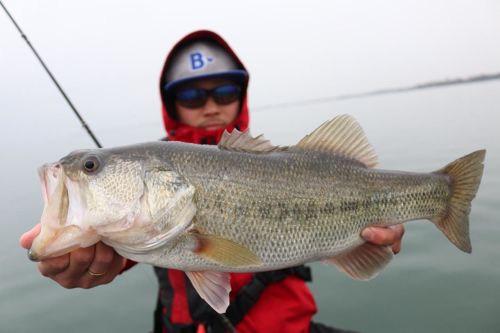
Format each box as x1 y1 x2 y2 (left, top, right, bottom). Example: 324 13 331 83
193 233 262 267
185 270 231 313
295 114 378 168
324 242 393 281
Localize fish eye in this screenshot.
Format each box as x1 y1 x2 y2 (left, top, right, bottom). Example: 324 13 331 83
82 155 101 174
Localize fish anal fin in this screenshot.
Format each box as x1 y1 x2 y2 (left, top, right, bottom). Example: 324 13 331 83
296 114 378 168
186 271 231 313
324 243 393 281
194 233 262 268
218 129 287 153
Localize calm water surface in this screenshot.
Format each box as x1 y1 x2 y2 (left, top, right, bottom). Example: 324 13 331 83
1 82 499 332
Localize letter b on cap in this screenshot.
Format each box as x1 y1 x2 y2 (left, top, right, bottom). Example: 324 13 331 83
190 52 204 70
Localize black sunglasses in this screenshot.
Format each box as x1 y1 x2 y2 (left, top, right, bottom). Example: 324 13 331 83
175 84 242 109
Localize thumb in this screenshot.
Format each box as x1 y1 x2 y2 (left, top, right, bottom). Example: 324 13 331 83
19 224 42 249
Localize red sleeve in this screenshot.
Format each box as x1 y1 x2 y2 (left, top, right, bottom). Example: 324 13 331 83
119 259 138 274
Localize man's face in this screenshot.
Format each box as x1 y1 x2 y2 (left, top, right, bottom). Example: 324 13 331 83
175 78 241 131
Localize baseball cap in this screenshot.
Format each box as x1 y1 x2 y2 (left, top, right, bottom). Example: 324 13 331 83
163 39 248 94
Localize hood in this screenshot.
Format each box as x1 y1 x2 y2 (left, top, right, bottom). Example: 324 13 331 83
159 30 250 145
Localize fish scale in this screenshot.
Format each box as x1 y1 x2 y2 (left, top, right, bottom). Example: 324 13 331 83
138 143 453 271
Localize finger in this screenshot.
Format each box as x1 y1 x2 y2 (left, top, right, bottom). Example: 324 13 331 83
52 246 96 288
361 225 404 247
390 225 405 254
36 244 123 289
19 224 42 249
38 254 71 277
67 246 97 278
84 244 125 288
392 241 401 254
86 243 116 279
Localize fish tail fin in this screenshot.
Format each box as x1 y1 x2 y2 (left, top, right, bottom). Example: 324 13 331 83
432 150 486 253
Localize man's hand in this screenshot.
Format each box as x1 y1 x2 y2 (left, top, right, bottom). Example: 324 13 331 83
361 225 405 254
20 224 126 289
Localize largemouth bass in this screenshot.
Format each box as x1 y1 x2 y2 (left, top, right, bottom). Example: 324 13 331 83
29 115 485 313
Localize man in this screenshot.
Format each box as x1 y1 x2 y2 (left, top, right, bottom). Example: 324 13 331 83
20 30 404 333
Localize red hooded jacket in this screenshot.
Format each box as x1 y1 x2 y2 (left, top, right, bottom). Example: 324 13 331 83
131 30 318 333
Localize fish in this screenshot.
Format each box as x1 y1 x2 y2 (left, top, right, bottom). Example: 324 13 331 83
29 115 486 313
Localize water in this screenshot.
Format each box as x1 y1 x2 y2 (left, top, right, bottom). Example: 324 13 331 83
1 81 499 332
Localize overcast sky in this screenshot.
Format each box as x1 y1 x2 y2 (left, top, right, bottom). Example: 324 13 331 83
1 0 499 147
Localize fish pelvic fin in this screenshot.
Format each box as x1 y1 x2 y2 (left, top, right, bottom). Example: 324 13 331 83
193 232 262 268
185 270 231 313
324 243 393 281
432 149 486 253
295 115 378 168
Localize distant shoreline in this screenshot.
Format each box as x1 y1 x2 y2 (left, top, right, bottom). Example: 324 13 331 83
254 72 500 111
337 73 500 100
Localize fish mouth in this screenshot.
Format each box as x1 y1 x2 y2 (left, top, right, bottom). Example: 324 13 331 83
38 163 69 227
29 163 97 261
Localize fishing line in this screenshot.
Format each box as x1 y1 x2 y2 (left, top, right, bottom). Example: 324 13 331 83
0 1 102 148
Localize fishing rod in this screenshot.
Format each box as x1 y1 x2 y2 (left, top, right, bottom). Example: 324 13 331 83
0 1 102 148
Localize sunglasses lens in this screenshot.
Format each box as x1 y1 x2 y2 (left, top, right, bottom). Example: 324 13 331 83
176 88 207 108
212 84 241 105
175 84 241 108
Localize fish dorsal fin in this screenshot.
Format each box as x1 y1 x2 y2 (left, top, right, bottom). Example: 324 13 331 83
218 129 286 153
296 115 378 168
